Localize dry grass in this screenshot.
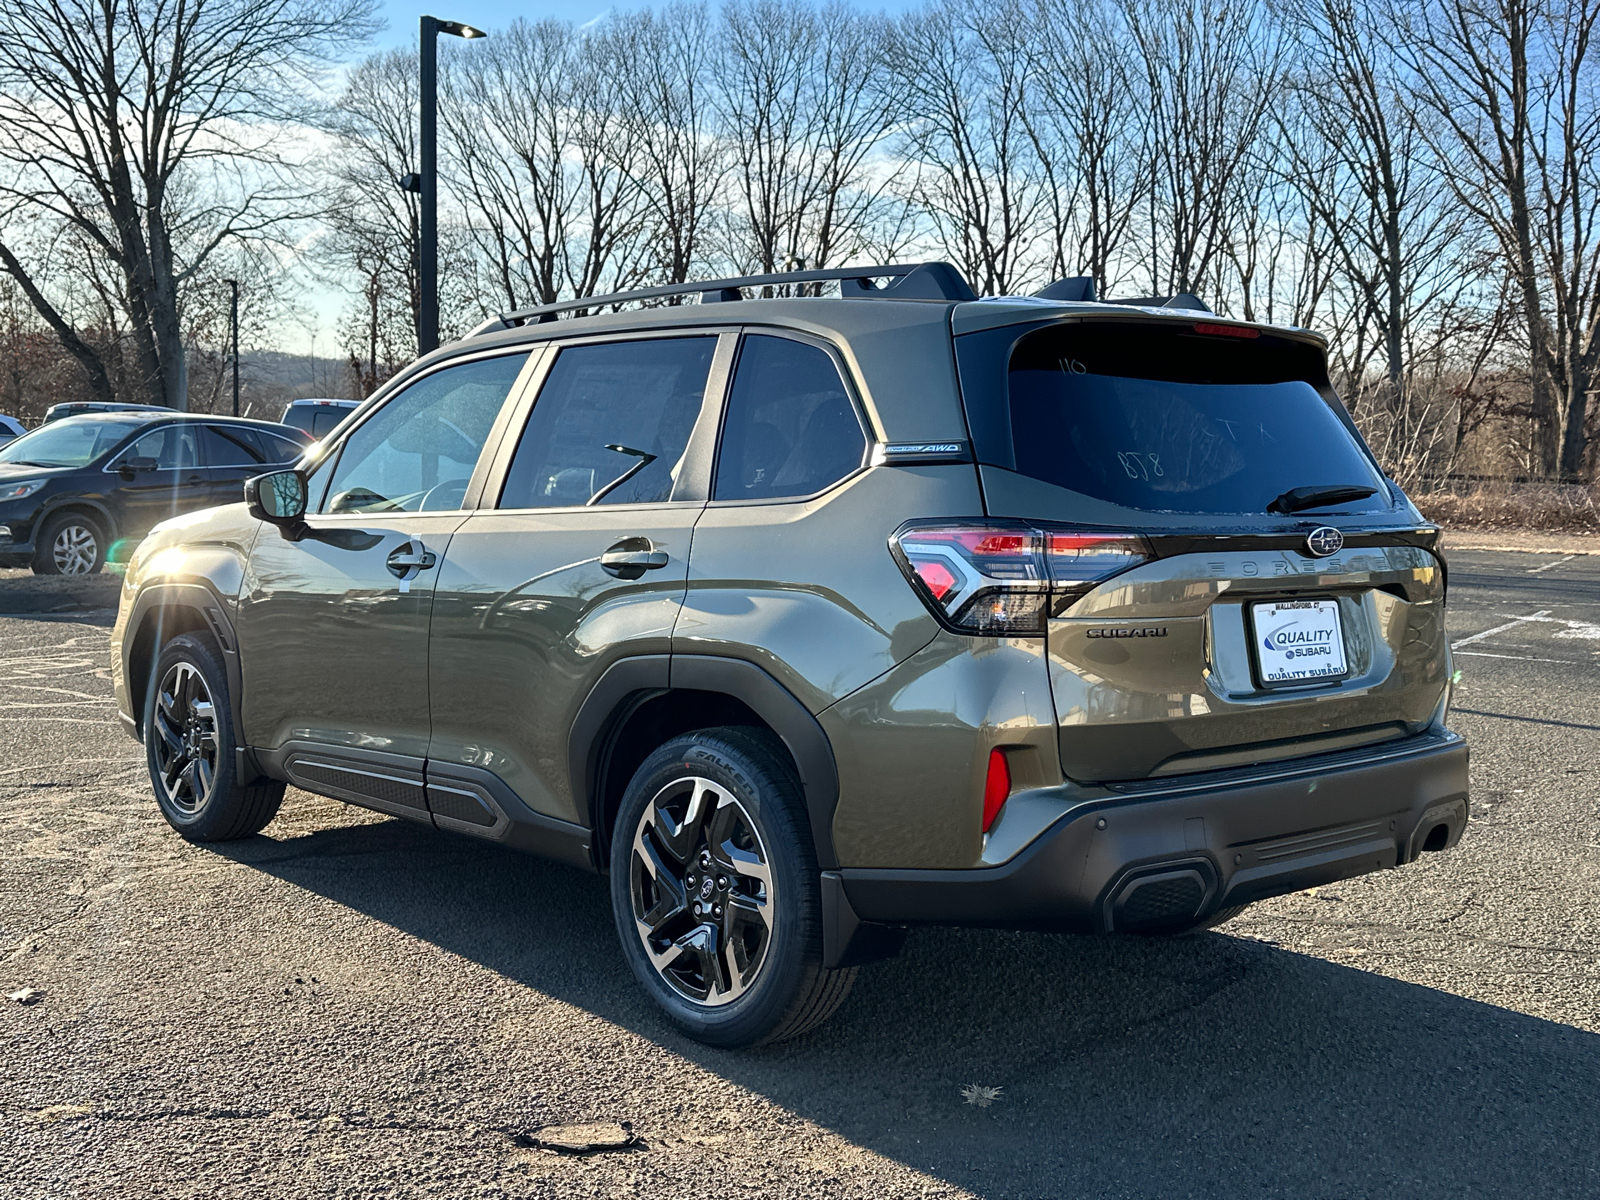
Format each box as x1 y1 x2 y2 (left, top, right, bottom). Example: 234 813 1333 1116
960 1084 1004 1108
1413 483 1600 533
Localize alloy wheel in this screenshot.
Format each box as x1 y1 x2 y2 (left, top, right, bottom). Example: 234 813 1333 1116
51 523 98 574
150 661 219 816
629 776 775 1007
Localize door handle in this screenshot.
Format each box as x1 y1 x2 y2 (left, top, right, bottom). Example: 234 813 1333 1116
601 539 669 579
386 543 438 576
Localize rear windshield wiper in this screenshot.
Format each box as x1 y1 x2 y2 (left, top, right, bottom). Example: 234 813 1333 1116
1267 484 1377 514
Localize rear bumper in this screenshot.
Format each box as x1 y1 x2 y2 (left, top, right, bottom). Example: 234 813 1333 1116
838 731 1468 936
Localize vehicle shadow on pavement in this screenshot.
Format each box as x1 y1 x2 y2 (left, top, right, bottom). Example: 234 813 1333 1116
221 817 1600 1198
0 571 121 624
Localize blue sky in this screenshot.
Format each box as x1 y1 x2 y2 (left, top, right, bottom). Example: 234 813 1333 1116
369 0 922 46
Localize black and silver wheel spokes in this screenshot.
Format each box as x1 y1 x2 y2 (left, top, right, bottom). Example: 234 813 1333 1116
630 777 775 1007
52 524 97 574
151 661 219 815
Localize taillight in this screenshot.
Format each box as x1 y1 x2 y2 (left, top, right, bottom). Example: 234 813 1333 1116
1043 532 1156 606
891 520 1154 634
982 748 1011 833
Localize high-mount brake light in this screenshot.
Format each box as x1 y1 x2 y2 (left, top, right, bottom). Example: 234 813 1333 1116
1193 322 1260 339
890 521 1155 635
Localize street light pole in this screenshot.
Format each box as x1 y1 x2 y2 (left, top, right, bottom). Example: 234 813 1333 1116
412 15 486 357
226 279 239 417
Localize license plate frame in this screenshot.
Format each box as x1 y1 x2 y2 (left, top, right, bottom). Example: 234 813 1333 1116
1249 598 1349 688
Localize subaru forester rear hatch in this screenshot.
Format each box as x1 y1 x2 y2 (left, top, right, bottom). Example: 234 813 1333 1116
946 310 1449 783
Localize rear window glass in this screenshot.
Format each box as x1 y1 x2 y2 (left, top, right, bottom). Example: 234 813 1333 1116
1007 323 1387 515
282 404 352 437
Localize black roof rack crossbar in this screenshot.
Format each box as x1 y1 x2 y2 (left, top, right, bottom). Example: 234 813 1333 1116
467 262 976 336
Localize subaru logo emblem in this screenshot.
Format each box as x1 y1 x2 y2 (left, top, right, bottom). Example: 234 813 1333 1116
1305 526 1344 557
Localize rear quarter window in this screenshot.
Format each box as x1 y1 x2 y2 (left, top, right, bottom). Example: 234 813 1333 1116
1003 322 1388 515
713 335 867 502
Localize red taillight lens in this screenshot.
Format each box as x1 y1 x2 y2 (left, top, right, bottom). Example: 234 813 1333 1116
891 521 1154 634
982 748 1011 832
912 559 959 601
1044 532 1156 603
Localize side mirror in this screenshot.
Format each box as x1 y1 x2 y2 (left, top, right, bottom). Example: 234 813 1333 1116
245 469 308 527
119 455 158 479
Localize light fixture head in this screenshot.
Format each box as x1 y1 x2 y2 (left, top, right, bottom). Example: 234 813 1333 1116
437 19 487 38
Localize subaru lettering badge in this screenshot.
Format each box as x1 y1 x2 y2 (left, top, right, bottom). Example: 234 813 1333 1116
1305 526 1344 557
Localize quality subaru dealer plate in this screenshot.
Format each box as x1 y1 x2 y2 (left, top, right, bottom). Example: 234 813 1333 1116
1250 599 1348 685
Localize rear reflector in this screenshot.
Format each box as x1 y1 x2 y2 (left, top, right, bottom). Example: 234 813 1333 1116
982 748 1011 833
891 520 1154 634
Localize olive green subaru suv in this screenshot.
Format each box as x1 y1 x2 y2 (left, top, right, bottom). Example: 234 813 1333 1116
112 263 1467 1046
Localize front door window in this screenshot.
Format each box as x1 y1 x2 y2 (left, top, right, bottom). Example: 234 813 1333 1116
320 353 530 514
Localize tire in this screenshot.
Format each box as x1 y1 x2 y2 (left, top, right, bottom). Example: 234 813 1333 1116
610 727 856 1048
144 632 284 842
1148 903 1250 937
31 510 105 575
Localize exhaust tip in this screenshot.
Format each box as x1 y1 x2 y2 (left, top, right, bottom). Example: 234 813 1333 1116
1105 860 1216 932
1408 798 1467 859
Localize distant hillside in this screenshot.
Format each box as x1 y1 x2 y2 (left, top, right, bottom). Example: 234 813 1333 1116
188 349 358 421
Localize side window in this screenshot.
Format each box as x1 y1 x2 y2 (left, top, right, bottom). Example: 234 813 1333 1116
321 353 529 514
261 432 309 463
499 337 716 509
123 425 200 471
200 425 265 467
713 335 866 501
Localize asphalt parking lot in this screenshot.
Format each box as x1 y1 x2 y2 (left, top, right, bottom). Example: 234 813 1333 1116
1 550 1597 1199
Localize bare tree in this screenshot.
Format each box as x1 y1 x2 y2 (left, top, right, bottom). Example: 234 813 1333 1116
715 0 901 279
1404 0 1600 479
1271 0 1476 428
1121 0 1281 298
324 49 422 389
0 0 376 409
1025 0 1149 295
892 0 1046 294
607 4 727 285
448 19 651 311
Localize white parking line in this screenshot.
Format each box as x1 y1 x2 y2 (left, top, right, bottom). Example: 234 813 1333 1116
1529 554 1578 574
1452 610 1553 649
1454 650 1580 663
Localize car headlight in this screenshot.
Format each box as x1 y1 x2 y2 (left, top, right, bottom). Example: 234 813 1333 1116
0 479 45 502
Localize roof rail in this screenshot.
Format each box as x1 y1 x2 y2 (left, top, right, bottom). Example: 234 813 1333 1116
1034 275 1096 302
466 262 977 337
1104 293 1213 313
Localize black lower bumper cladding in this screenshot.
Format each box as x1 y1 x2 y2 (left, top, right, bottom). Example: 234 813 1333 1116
838 733 1469 938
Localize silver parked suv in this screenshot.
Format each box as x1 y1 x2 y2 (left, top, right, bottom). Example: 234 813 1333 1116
111 263 1467 1046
